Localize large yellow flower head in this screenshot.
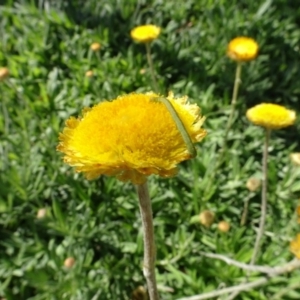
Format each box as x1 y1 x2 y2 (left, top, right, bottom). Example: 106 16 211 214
130 25 161 43
290 234 300 259
246 103 296 129
227 37 259 62
57 92 206 185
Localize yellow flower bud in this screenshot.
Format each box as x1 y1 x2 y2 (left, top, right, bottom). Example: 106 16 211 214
199 210 215 228
290 153 300 166
0 67 9 81
90 42 101 52
246 177 261 192
218 221 231 232
64 257 75 268
132 285 147 300
85 70 94 78
36 208 47 219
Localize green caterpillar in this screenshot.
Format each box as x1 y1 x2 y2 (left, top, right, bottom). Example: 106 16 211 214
151 97 197 158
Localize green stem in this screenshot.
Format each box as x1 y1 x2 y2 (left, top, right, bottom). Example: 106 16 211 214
226 131 271 300
240 195 251 226
145 42 159 93
136 181 159 300
202 62 242 201
216 62 242 169
250 128 270 265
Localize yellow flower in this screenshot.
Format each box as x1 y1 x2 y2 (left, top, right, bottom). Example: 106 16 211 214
0 67 9 81
130 25 161 43
85 70 94 78
199 210 215 228
57 92 206 185
64 257 76 268
246 103 296 129
290 234 300 259
90 42 101 51
218 221 231 233
246 177 261 192
227 37 259 62
290 153 300 166
36 208 47 219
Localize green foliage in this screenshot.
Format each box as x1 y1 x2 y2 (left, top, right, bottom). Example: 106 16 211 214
0 0 300 299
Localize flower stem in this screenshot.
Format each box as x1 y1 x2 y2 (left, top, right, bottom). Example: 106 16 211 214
202 62 242 201
250 128 270 265
145 42 159 93
136 181 159 300
215 61 242 170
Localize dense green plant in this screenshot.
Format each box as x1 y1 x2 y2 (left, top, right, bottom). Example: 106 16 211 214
1 0 300 299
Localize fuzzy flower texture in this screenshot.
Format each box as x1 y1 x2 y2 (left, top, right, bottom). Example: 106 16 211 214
130 25 161 43
57 93 206 185
227 37 259 62
246 103 296 130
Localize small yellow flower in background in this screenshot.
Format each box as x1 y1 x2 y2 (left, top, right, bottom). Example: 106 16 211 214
90 42 101 52
57 92 206 185
85 70 94 78
246 103 296 129
131 25 161 43
218 221 231 232
290 153 300 166
290 234 300 259
0 67 9 81
227 37 259 62
199 210 215 228
246 177 261 192
64 257 75 268
36 208 47 219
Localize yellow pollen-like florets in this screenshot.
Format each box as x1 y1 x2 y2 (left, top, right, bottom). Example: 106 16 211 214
227 37 259 62
246 103 296 129
57 92 206 184
130 25 161 43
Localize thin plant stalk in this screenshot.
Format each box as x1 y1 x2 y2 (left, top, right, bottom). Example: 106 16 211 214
250 128 270 265
137 181 159 300
240 194 254 226
215 62 242 170
202 62 242 200
227 130 271 300
145 42 159 93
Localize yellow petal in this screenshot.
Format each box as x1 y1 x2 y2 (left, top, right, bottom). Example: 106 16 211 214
246 103 296 129
227 37 259 62
130 25 161 43
57 92 206 184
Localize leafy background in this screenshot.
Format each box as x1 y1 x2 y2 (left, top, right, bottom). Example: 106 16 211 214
0 0 300 299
